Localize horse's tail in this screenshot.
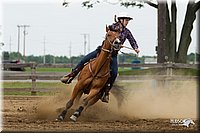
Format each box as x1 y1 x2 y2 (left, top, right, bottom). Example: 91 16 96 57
111 85 128 108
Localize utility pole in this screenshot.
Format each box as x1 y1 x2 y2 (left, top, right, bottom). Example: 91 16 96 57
53 54 56 64
82 34 87 55
17 25 21 62
69 41 73 67
43 36 46 64
22 25 30 63
81 33 90 55
69 41 71 58
17 25 30 63
88 34 90 53
0 25 3 51
9 36 12 54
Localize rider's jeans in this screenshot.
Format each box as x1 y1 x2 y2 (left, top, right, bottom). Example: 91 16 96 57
73 49 118 87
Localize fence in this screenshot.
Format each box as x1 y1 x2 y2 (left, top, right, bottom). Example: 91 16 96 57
2 63 199 95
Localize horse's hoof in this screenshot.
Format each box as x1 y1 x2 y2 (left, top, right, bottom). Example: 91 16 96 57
70 115 77 122
56 115 64 121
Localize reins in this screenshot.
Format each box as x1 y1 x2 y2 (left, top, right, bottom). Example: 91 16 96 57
102 34 138 57
88 33 117 78
101 48 112 53
119 45 138 57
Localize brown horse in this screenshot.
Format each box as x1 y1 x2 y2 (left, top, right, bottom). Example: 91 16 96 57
56 26 121 122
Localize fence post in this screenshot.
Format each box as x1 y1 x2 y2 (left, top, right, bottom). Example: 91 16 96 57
164 62 173 89
31 63 37 95
166 62 173 76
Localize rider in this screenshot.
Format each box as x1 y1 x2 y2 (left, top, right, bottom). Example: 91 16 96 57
61 12 140 103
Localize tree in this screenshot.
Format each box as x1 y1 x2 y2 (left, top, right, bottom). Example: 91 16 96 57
9 52 23 61
65 0 200 63
153 0 199 63
2 51 10 60
175 0 199 63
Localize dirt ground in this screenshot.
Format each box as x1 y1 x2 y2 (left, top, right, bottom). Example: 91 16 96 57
2 80 199 132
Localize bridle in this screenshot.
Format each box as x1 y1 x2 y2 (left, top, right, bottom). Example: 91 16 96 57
101 31 121 53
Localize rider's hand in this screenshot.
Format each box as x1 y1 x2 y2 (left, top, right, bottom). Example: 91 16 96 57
134 49 140 54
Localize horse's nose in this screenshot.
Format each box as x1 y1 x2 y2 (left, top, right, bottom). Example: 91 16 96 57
113 38 121 49
113 38 120 45
116 38 120 43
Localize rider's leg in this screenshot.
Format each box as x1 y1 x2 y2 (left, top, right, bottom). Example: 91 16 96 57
101 55 118 103
61 49 99 84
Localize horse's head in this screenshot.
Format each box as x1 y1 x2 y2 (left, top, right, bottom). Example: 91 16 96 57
105 25 121 50
107 21 123 33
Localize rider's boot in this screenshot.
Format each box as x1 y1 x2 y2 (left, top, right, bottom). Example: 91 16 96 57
101 83 111 103
60 65 84 84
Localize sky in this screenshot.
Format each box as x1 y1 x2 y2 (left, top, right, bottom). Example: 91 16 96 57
0 0 198 57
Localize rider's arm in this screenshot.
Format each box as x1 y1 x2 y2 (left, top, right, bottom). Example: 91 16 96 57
126 29 138 50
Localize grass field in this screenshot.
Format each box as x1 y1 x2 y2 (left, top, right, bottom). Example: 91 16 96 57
25 67 72 73
2 82 67 96
25 67 199 76
3 82 66 89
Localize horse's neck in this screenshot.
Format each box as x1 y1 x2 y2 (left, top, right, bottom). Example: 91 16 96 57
97 40 111 61
102 39 111 51
93 40 111 74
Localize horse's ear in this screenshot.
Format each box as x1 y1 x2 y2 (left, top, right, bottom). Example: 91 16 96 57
114 15 117 22
106 25 109 32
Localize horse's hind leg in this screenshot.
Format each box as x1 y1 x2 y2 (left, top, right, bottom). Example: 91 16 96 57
70 88 100 122
56 84 83 121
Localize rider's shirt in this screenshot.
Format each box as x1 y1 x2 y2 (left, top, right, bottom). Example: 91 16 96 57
120 28 138 50
109 22 138 50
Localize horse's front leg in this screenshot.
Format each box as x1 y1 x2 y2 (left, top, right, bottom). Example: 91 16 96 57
56 83 83 121
56 99 73 121
69 88 101 122
74 90 83 106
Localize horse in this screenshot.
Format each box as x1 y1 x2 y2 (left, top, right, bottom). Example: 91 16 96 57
56 26 121 122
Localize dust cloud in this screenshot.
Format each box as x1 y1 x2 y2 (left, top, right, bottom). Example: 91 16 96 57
118 80 197 119
34 79 198 121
